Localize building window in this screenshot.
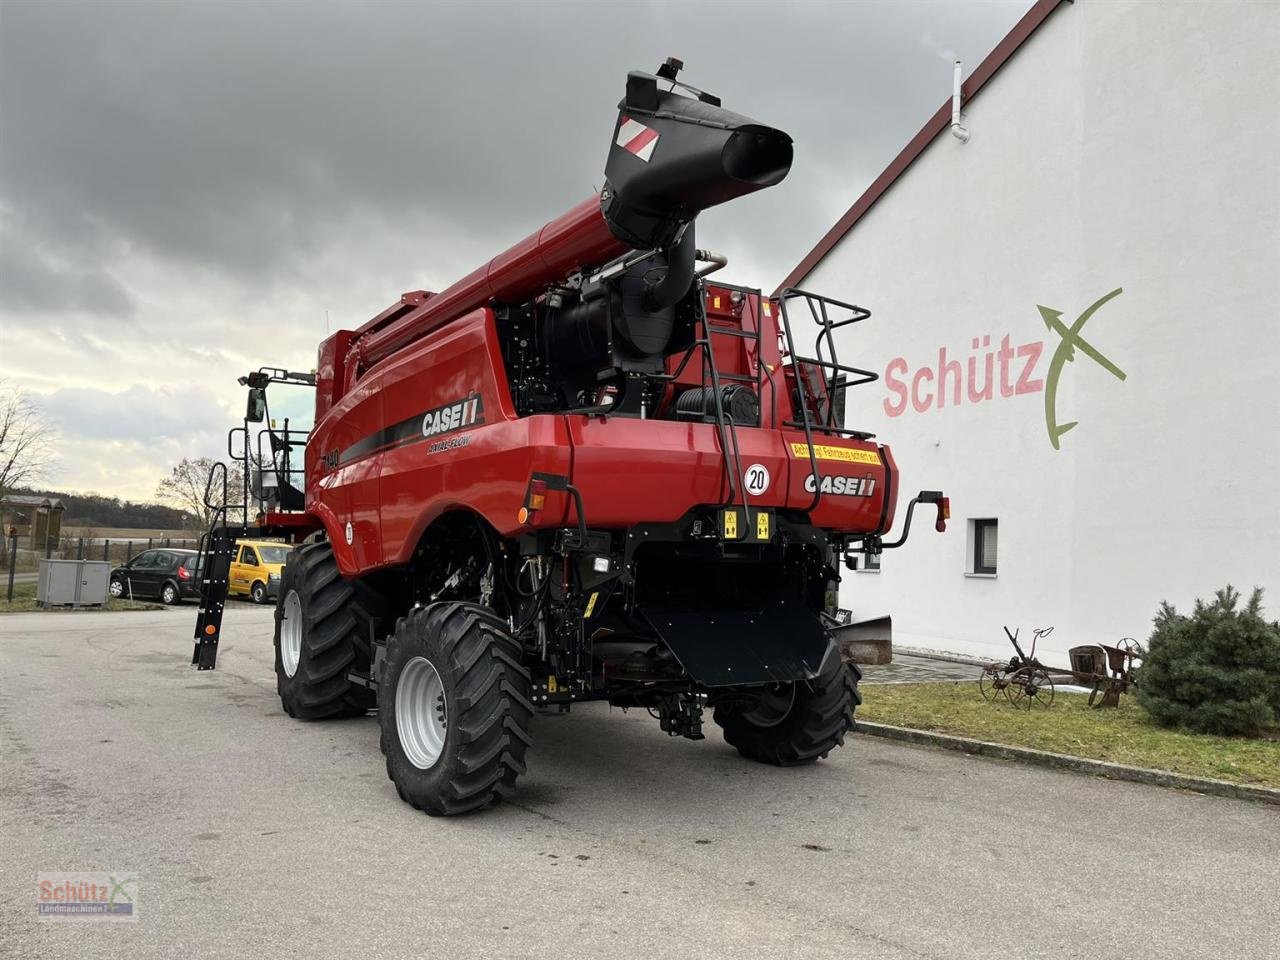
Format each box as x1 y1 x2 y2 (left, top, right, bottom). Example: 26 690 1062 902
972 519 998 575
850 551 880 573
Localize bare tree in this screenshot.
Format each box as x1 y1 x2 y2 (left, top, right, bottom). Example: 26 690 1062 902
0 381 57 493
155 457 245 530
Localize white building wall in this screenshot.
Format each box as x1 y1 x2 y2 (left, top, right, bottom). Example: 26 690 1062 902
803 0 1280 663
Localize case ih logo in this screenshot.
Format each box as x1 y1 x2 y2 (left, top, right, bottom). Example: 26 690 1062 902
805 474 876 497
421 395 484 438
616 116 659 162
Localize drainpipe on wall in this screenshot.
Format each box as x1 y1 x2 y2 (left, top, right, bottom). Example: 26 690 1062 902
951 60 970 143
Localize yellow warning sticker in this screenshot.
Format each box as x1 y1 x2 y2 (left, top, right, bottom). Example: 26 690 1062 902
723 509 739 539
756 511 770 540
547 675 558 694
789 442 880 465
583 592 599 618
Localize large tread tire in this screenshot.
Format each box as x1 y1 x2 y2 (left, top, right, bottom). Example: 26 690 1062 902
378 602 533 817
273 542 379 720
713 641 860 766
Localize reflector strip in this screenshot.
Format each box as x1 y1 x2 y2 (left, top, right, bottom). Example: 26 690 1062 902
616 116 659 162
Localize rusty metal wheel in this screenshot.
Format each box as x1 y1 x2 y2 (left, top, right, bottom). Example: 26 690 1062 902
1008 667 1055 709
978 666 1004 702
1116 637 1145 659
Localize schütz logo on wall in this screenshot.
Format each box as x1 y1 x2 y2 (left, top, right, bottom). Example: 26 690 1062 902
1037 288 1126 449
421 394 484 439
882 288 1126 450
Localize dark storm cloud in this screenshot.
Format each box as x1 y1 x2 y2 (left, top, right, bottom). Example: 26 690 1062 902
0 231 135 317
0 0 1032 297
0 0 1031 497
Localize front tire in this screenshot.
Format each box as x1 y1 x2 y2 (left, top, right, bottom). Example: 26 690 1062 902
108 577 124 599
713 642 860 766
378 602 533 816
273 542 379 720
251 580 267 604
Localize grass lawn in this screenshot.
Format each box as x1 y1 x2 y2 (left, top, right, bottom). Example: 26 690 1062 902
0 581 163 613
859 681 1280 789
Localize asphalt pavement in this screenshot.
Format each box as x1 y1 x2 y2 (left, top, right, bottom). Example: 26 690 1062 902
1 605 1276 960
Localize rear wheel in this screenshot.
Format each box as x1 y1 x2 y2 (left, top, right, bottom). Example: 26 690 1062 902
378 602 533 816
160 582 179 605
273 542 379 719
713 642 859 766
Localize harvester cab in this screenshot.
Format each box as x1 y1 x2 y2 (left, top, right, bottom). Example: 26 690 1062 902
191 59 949 815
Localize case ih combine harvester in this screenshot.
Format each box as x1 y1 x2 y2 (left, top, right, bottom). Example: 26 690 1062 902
193 60 949 816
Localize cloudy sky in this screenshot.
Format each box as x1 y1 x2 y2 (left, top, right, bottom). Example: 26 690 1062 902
0 0 1031 502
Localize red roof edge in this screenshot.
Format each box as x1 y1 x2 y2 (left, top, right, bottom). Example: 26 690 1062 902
775 0 1072 294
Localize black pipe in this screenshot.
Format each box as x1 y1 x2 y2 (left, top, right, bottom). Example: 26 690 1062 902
643 224 696 311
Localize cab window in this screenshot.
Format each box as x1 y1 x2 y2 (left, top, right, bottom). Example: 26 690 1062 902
240 546 260 566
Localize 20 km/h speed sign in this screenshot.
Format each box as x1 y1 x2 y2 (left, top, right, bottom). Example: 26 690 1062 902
743 463 770 495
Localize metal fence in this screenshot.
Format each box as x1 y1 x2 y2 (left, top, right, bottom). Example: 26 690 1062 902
2 533 201 572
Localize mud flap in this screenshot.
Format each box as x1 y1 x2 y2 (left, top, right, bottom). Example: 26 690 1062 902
641 599 833 687
830 615 893 665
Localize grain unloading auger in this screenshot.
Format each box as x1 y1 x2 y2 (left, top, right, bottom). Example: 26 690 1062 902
193 59 949 815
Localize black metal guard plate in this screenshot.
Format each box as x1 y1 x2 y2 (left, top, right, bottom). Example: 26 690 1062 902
641 600 831 687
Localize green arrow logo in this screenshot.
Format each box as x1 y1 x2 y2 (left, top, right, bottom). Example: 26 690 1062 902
1037 287 1126 449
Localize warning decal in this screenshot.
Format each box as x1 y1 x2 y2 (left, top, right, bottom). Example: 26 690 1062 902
616 116 660 162
789 442 881 465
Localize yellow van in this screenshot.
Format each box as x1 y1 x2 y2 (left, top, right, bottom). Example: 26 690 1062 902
229 540 293 604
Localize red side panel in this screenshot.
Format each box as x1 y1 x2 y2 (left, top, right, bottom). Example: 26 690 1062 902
307 369 386 574
781 434 894 533
315 329 354 421
310 308 572 575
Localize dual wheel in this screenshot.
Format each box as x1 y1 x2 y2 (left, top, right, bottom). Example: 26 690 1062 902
272 542 533 816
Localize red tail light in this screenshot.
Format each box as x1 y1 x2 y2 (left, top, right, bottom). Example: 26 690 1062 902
178 564 192 580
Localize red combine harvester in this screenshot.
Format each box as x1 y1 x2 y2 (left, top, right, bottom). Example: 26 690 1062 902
193 59 949 816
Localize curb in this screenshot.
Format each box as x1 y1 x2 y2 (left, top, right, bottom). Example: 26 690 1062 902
854 720 1280 806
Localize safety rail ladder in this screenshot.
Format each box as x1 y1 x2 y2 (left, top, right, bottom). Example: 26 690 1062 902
192 367 315 670
774 287 879 512
191 457 246 670
660 281 772 519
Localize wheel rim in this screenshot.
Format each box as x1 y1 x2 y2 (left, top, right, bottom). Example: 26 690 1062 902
1009 668 1055 709
280 589 303 678
979 667 1000 701
396 656 448 770
253 584 264 602
163 585 176 603
740 683 796 728
109 579 123 598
